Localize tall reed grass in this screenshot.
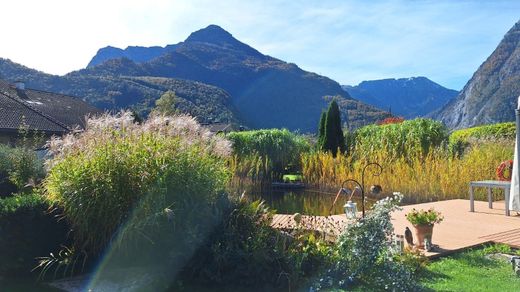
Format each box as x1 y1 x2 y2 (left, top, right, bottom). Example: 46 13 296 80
301 142 513 203
227 129 310 185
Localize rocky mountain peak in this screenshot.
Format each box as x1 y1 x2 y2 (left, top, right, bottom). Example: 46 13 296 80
185 25 235 44
433 19 520 129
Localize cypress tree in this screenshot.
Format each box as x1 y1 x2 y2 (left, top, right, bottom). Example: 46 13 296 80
317 111 326 150
322 99 346 157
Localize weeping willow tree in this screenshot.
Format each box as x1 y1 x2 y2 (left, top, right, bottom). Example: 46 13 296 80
318 99 346 157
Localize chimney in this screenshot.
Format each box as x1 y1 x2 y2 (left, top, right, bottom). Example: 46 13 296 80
14 80 25 90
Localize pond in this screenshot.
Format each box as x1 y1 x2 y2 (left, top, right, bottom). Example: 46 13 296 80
246 188 375 216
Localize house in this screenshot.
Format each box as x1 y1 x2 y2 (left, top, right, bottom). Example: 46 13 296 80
0 79 101 144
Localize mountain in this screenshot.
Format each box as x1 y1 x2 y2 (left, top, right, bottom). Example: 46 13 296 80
80 25 390 131
433 20 520 129
0 58 236 123
87 45 177 68
1 25 390 131
342 77 458 118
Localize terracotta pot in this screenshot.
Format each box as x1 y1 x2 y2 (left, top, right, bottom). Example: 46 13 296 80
413 224 434 249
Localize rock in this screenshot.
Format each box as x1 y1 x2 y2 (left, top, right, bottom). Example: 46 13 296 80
433 20 520 129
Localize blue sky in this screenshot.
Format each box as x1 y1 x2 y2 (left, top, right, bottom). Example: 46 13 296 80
0 0 518 90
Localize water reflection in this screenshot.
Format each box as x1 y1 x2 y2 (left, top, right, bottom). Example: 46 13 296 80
246 189 374 216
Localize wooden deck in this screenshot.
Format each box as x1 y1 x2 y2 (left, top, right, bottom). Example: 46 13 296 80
272 199 520 258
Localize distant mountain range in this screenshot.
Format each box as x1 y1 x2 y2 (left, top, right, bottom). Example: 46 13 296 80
87 45 178 68
0 25 390 132
0 58 236 124
432 20 520 129
342 77 458 118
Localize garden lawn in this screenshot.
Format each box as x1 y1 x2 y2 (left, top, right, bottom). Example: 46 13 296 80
420 248 520 291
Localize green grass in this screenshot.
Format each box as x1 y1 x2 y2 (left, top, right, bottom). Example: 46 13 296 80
282 174 303 182
420 247 520 292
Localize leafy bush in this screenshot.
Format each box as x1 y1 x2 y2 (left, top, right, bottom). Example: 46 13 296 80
227 129 310 181
350 118 448 161
0 145 44 196
377 116 405 125
449 122 515 156
0 193 69 276
45 112 231 256
450 122 515 144
313 194 420 291
183 199 293 288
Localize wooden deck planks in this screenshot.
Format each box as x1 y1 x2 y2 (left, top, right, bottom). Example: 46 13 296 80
272 199 520 258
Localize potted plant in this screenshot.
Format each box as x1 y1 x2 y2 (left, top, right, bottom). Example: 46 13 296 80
405 208 443 249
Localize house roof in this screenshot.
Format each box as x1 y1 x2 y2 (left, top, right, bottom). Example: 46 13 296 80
0 79 101 134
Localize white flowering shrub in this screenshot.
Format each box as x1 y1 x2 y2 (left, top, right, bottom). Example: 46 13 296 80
312 194 420 291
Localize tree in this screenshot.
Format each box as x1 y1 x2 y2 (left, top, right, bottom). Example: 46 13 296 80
320 99 346 156
152 91 178 116
317 111 326 148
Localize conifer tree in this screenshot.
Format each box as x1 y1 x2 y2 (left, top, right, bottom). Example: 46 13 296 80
317 111 326 149
321 99 346 156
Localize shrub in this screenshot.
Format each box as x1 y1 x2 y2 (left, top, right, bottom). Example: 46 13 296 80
312 194 420 291
450 122 515 144
227 129 310 181
377 116 405 125
183 198 294 288
449 122 515 156
0 145 44 196
350 118 448 161
45 112 231 256
0 192 69 276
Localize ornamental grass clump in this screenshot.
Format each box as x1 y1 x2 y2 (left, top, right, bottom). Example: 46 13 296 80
227 129 310 182
44 111 231 256
406 208 444 226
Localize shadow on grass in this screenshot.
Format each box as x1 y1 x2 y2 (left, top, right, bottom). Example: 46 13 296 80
418 247 509 291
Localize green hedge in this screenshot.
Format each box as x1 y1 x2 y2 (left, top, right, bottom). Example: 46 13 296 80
449 122 515 144
227 129 310 179
448 122 515 157
0 194 69 276
350 118 449 160
0 145 44 197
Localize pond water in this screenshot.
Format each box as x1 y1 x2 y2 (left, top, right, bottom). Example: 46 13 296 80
246 188 375 216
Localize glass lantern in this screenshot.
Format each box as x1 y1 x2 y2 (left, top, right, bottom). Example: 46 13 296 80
344 200 357 219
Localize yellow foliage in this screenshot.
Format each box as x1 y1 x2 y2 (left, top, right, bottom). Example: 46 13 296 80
301 142 513 204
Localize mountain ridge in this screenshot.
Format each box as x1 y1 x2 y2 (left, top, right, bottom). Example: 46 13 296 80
433 20 520 128
1 24 391 132
343 77 458 118
80 24 390 131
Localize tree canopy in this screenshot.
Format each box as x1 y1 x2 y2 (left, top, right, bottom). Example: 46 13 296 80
152 90 178 116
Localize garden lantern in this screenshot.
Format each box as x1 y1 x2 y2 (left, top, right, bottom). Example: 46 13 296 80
329 162 383 218
344 201 358 219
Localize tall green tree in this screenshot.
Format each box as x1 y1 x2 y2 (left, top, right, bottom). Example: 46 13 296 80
320 99 346 156
317 111 326 148
152 90 179 116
